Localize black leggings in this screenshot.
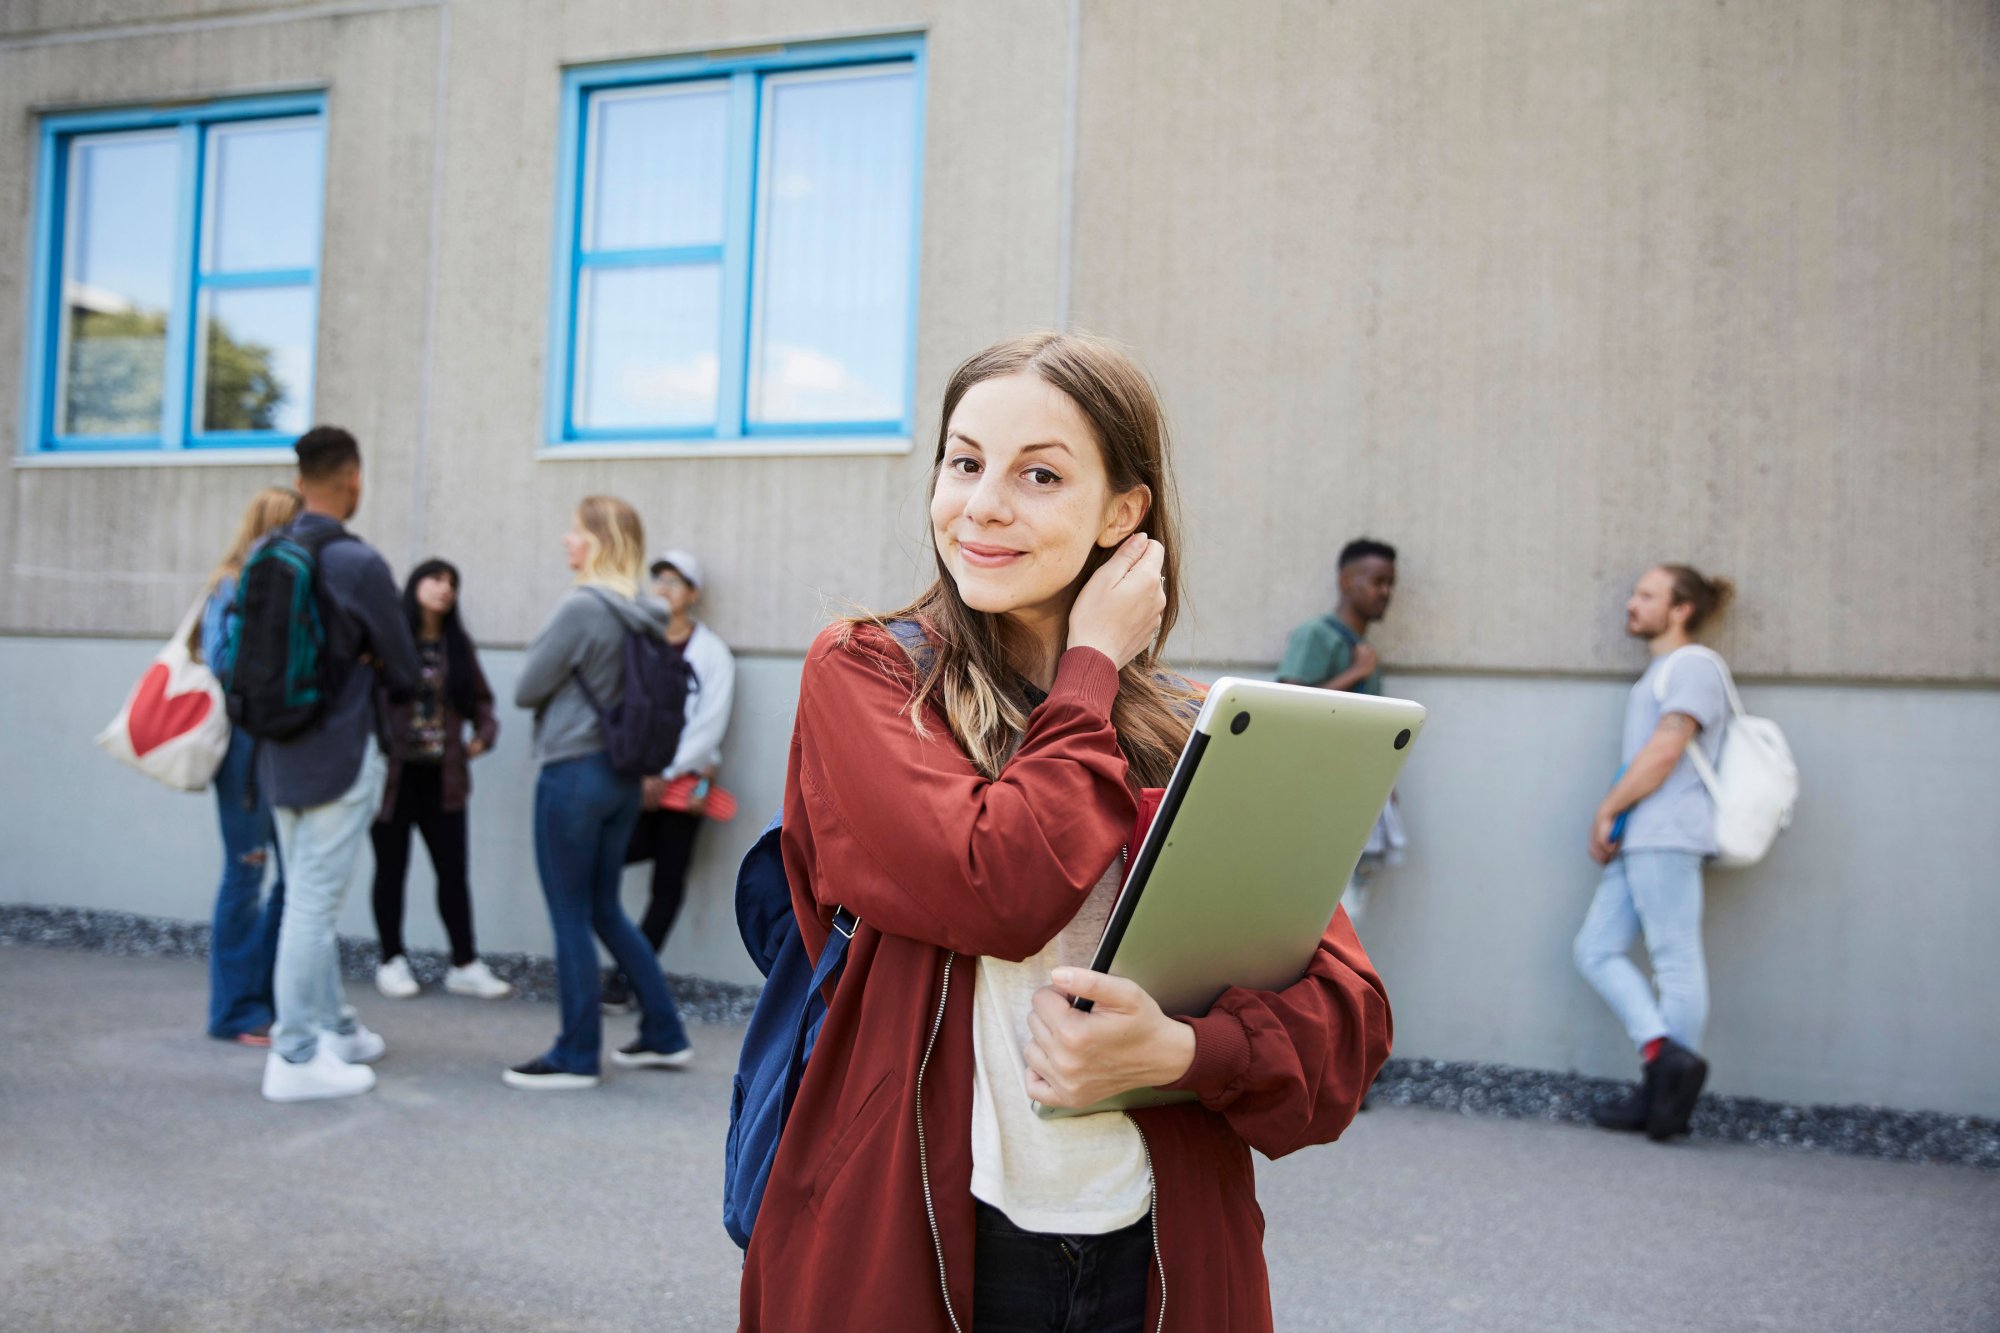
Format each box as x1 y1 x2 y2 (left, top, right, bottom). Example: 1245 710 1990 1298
370 762 476 967
620 807 703 955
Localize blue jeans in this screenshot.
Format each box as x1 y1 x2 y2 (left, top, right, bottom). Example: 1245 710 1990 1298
208 729 286 1038
1573 850 1709 1053
271 744 386 1063
533 754 688 1074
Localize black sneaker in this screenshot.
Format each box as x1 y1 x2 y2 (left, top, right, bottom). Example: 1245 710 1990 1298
610 1040 693 1070
1645 1040 1709 1141
501 1057 600 1091
599 972 634 1014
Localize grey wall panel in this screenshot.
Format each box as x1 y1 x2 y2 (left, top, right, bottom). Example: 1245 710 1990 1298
5 634 1995 1116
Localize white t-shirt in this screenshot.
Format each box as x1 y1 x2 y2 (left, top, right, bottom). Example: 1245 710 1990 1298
969 856 1153 1235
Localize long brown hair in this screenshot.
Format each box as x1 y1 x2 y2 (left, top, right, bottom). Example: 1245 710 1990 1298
573 495 646 599
855 332 1198 787
1659 564 1736 634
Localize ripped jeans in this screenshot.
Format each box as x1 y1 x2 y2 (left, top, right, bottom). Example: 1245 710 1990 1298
208 728 285 1038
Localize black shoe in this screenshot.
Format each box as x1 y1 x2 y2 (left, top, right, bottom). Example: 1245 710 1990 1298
1590 1073 1654 1132
599 972 634 1013
1645 1040 1709 1141
610 1040 693 1070
501 1057 600 1091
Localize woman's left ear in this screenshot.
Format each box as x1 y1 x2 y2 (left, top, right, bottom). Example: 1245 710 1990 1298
1097 484 1153 548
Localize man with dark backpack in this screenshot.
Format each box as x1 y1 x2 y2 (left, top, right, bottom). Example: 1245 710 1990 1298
237 426 419 1103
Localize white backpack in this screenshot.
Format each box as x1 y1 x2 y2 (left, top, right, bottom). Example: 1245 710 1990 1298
1653 646 1798 868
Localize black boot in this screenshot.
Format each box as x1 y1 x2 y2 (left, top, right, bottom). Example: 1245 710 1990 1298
1590 1061 1658 1132
1645 1040 1709 1141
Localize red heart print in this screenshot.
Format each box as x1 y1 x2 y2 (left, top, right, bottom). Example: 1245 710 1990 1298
129 662 213 757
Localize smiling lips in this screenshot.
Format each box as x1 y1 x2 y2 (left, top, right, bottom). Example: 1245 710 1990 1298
958 541 1026 569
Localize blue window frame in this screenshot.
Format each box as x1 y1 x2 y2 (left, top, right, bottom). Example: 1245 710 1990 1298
549 37 925 447
21 93 327 454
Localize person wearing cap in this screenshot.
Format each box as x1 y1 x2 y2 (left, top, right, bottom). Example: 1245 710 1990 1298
604 548 739 1010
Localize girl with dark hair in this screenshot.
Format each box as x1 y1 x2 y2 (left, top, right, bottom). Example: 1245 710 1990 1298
370 559 510 1000
739 333 1391 1332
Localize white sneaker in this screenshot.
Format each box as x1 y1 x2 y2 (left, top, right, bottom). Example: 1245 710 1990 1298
444 958 513 999
323 1023 386 1065
263 1046 376 1102
375 954 419 999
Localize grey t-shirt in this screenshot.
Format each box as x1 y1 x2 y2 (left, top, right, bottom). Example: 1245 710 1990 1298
1620 649 1731 856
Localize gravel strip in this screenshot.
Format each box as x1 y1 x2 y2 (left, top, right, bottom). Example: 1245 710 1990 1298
1372 1056 2000 1169
0 902 759 1024
6 903 1994 1167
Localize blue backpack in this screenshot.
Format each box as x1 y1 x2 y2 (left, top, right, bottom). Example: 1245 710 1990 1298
722 619 927 1250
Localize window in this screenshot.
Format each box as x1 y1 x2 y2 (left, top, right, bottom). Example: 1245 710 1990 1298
22 94 327 454
550 38 924 449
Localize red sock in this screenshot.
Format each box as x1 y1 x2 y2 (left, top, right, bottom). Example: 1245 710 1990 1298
1641 1038 1665 1064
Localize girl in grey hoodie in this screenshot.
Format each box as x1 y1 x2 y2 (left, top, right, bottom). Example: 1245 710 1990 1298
505 496 692 1089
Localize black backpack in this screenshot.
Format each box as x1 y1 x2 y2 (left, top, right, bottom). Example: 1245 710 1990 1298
224 525 354 741
571 592 696 778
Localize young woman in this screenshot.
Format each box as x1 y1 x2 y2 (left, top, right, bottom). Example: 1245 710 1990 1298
370 559 510 1001
197 486 301 1046
739 334 1392 1333
507 497 692 1089
604 548 736 1011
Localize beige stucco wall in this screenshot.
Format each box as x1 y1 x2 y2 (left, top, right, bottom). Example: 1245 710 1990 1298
3 0 1996 684
1070 0 2000 681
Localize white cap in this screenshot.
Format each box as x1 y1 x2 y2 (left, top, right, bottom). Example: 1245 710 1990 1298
651 548 703 589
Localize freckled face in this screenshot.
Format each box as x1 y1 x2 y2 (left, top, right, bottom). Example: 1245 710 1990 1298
930 373 1136 623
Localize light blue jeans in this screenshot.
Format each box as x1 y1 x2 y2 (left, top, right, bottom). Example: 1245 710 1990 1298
271 744 387 1064
1572 850 1709 1054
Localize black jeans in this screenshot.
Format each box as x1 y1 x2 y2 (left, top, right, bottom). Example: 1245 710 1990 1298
972 1200 1151 1333
369 762 476 967
609 808 703 989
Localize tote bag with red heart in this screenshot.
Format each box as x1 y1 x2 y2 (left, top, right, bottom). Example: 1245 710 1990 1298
96 598 232 792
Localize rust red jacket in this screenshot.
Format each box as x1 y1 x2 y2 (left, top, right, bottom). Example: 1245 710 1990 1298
739 624 1392 1332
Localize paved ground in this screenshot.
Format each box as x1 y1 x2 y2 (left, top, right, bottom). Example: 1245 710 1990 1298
3 946 1995 1332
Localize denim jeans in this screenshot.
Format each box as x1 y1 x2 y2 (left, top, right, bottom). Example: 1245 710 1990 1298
533 754 689 1074
1573 850 1709 1053
972 1200 1151 1333
271 743 386 1063
208 729 287 1038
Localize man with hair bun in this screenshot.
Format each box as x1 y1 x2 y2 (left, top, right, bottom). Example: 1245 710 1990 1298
1574 563 1737 1141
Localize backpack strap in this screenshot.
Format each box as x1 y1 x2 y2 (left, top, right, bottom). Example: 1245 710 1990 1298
1651 644 1745 719
883 617 935 674
1651 646 1738 804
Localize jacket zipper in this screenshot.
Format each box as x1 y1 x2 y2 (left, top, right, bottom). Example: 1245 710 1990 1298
916 949 966 1333
1133 1122 1168 1332
915 941 1169 1333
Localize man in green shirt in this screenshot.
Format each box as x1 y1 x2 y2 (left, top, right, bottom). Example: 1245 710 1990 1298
1279 538 1403 922
1278 538 1396 694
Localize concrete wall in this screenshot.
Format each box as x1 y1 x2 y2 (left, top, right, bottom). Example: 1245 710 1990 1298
1071 0 2000 682
5 636 1996 1118
1 2 1995 1119
5 0 1994 678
